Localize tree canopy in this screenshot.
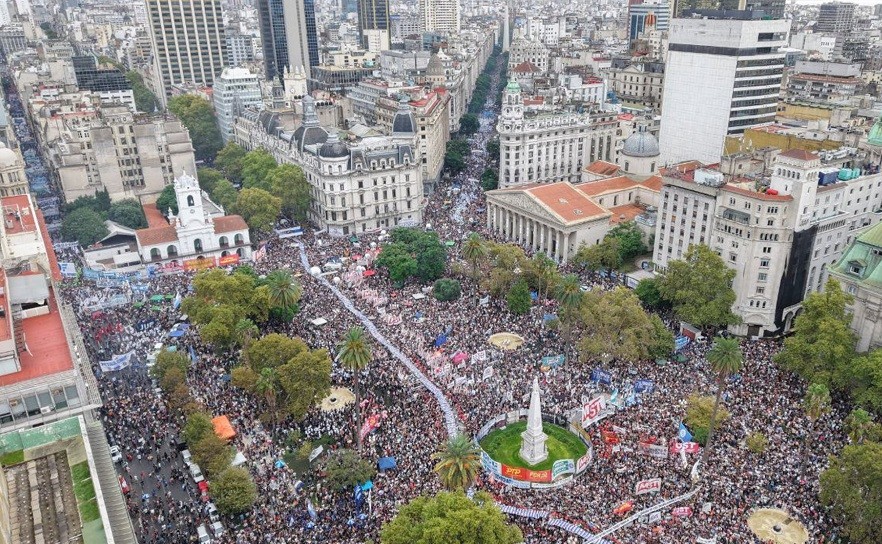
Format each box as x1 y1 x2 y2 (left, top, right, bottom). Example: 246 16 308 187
324 449 376 489
376 228 447 285
574 287 673 362
657 244 739 330
61 207 108 246
212 467 257 515
107 199 147 229
125 71 159 113
433 278 461 301
155 184 178 215
236 188 281 233
459 113 480 135
820 441 882 543
181 268 271 347
380 491 523 544
267 163 312 223
197 167 225 194
215 142 246 183
168 95 223 162
241 149 278 191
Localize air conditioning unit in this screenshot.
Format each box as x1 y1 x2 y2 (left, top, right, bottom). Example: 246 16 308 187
40 406 52 414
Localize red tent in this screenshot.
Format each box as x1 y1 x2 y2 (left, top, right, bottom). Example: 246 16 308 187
212 415 236 442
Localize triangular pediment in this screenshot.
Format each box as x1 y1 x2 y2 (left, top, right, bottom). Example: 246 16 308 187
488 190 568 225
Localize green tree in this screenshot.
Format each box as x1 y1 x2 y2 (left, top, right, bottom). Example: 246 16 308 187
685 395 731 446
462 232 487 280
575 287 674 362
210 179 238 212
634 278 667 309
433 278 461 301
836 347 882 414
265 270 302 311
648 314 675 359
524 252 559 302
486 138 500 161
125 71 159 113
168 94 223 162
212 467 257 515
802 383 831 476
276 345 331 420
459 113 480 135
480 168 498 191
61 207 108 246
197 167 225 194
337 327 373 450
573 238 622 271
376 242 418 287
155 184 178 215
657 244 739 331
506 279 531 315
444 142 467 174
845 408 880 444
255 367 280 421
819 442 882 543
745 432 768 454
236 188 281 233
774 278 856 388
380 491 523 544
182 412 214 446
485 243 528 297
431 434 480 491
215 142 247 183
107 199 147 228
191 433 234 476
150 350 190 383
234 318 259 348
267 163 311 223
241 149 278 191
410 231 447 282
555 274 582 313
700 337 743 468
325 448 376 489
606 221 647 261
243 334 311 372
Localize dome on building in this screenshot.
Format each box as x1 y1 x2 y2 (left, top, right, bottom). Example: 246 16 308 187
293 95 328 151
621 126 660 158
505 80 521 94
319 132 349 159
392 97 417 135
0 142 18 168
427 53 444 77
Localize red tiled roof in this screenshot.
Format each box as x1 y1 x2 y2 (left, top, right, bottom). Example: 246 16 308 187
584 160 621 176
0 288 74 387
640 175 663 192
527 183 608 223
778 149 819 161
1 195 37 234
512 61 542 74
213 215 249 233
608 203 644 224
135 225 178 246
576 175 638 196
143 204 169 228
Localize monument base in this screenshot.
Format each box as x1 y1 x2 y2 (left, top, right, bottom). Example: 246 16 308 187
519 429 549 465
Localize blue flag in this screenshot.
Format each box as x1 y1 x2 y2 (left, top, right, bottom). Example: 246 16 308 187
188 345 197 362
307 499 317 520
354 485 364 507
678 422 693 443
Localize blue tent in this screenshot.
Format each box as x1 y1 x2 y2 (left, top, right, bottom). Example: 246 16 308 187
361 480 374 491
168 329 186 338
434 333 447 347
378 457 397 471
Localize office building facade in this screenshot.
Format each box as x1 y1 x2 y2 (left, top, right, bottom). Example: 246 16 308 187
420 0 460 35
659 16 788 165
146 0 227 104
358 0 390 51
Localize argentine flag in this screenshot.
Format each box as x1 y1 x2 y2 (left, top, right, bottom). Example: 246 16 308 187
678 421 693 443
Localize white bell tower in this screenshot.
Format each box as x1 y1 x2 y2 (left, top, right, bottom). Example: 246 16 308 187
174 172 209 229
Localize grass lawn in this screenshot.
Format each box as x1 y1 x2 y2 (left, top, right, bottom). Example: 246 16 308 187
71 461 100 523
0 449 23 466
479 421 587 472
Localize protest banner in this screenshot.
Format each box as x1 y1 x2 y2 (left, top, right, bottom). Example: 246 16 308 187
581 396 606 428
638 441 668 459
634 478 662 495
672 506 693 518
501 464 551 483
551 459 575 480
669 441 701 454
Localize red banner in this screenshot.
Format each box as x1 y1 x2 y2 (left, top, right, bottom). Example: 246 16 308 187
500 464 551 483
218 254 240 266
602 430 620 444
183 257 217 271
672 506 693 518
669 441 700 454
634 478 662 495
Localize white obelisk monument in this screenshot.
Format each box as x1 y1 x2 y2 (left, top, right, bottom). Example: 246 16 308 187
520 377 548 465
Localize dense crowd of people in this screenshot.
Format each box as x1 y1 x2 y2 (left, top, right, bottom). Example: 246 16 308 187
39 66 849 544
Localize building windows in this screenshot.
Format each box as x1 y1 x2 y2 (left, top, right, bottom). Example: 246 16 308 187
758 272 768 282
756 286 765 295
762 246 771 254
760 258 770 268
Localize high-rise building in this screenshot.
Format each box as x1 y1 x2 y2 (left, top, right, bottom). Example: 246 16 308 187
628 1 669 42
257 0 288 80
213 68 264 143
420 0 460 35
816 2 855 34
674 0 785 19
146 0 227 104
659 15 788 165
284 0 320 79
358 0 390 51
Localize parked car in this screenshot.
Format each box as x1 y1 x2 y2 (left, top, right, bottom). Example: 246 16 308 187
211 521 224 537
118 476 130 494
197 524 211 543
109 445 122 464
206 502 219 523
181 449 192 466
190 463 204 483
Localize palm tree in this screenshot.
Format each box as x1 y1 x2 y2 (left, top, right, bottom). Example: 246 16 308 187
844 408 874 444
255 367 280 422
431 434 481 491
802 383 831 477
700 336 743 469
337 327 372 451
462 233 487 281
555 274 582 313
530 253 559 302
265 270 302 310
234 318 259 348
